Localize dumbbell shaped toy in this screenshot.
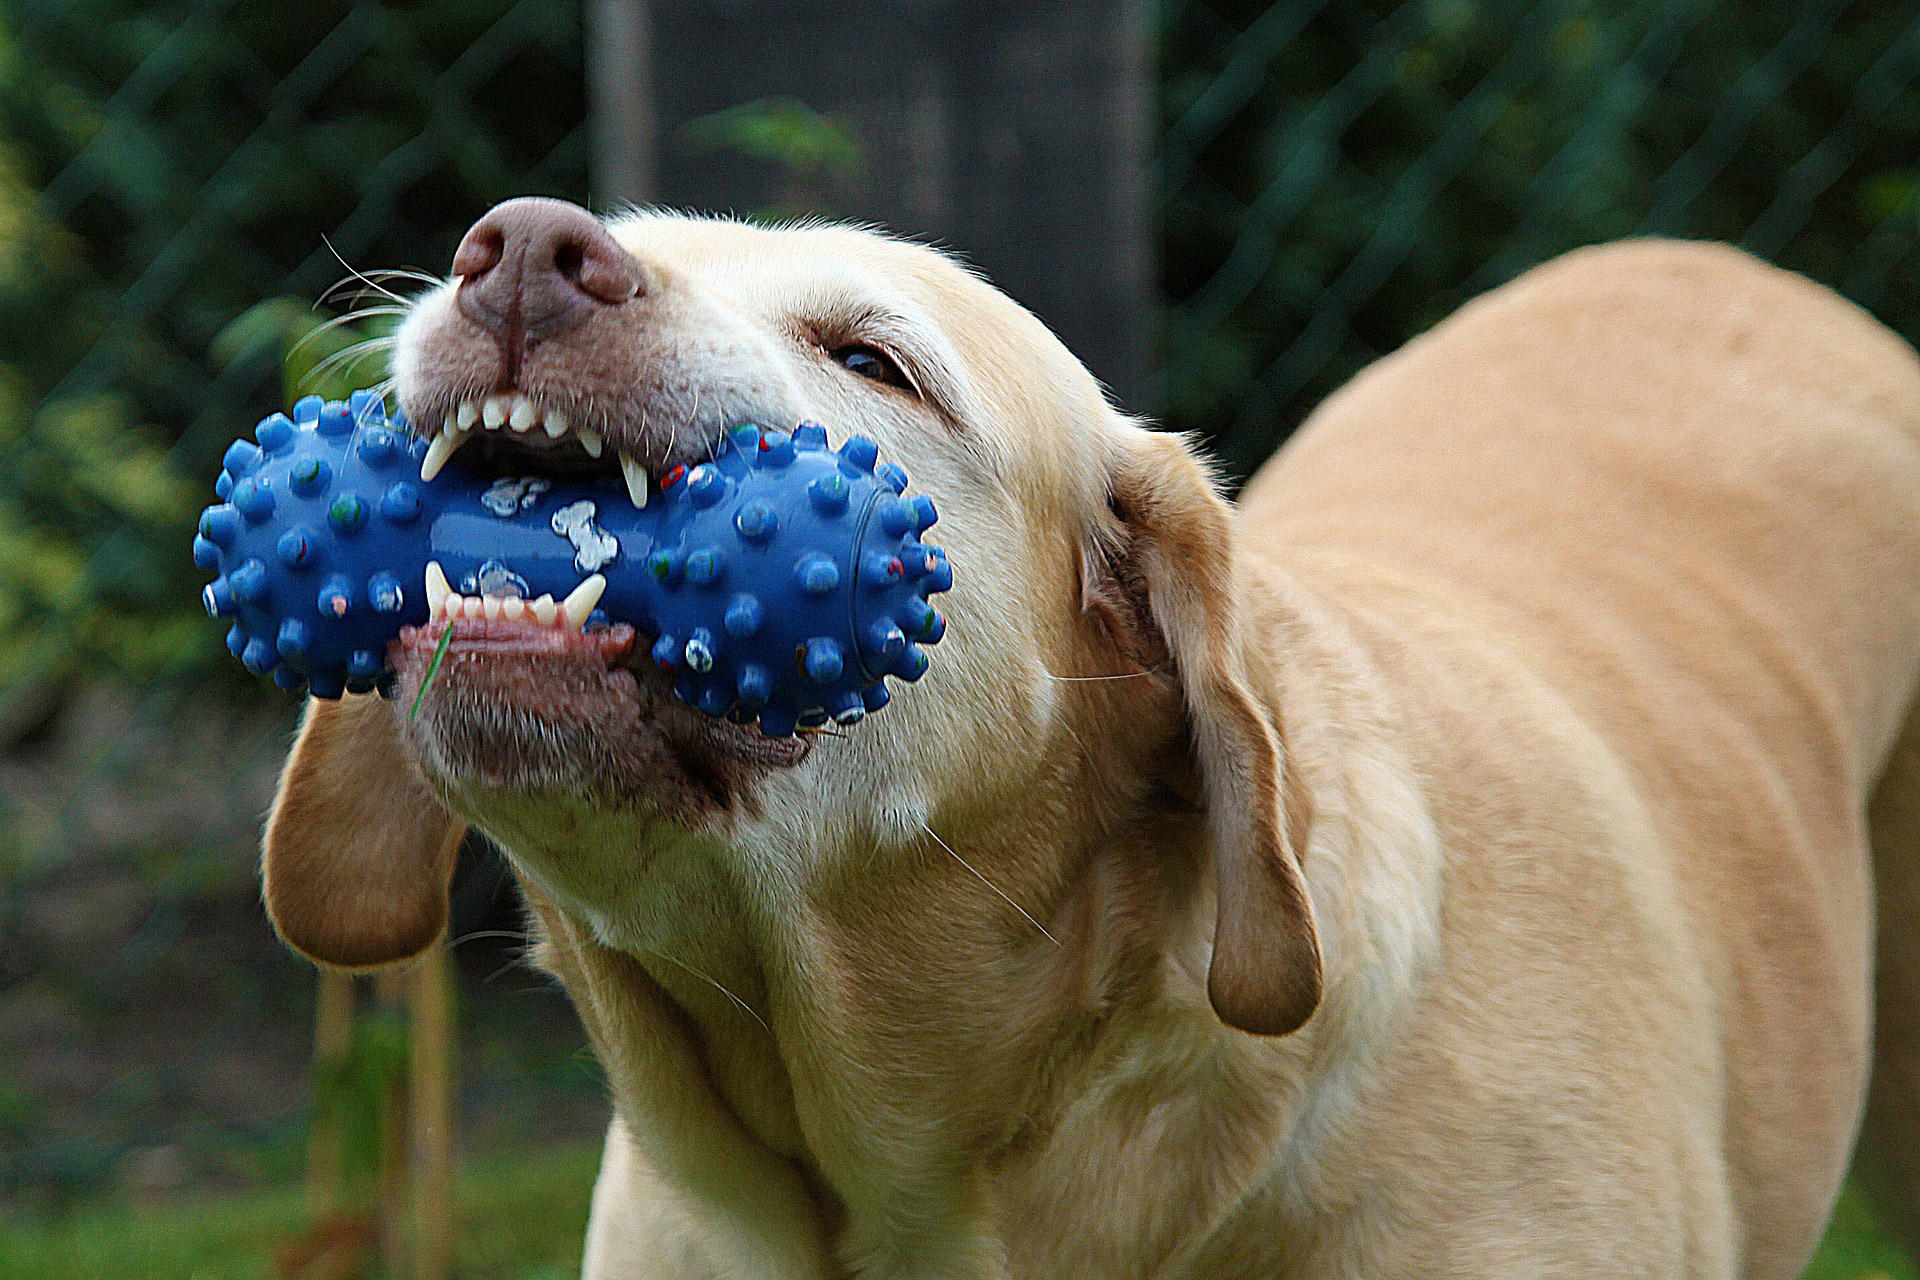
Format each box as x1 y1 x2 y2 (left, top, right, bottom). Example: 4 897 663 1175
194 391 951 737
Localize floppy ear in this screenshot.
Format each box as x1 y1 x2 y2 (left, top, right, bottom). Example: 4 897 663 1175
1087 429 1322 1035
262 693 466 968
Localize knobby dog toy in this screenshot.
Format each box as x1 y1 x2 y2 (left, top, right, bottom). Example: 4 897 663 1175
194 390 950 737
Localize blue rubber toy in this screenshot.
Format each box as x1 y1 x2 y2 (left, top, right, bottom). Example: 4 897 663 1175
194 391 951 737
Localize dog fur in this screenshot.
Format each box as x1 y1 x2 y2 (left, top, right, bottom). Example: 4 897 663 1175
263 218 1920 1278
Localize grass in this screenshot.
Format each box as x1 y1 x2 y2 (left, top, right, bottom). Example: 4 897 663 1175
0 1140 601 1280
0 1150 1912 1279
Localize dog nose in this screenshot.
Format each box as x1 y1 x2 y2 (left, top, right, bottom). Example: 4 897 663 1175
451 197 643 357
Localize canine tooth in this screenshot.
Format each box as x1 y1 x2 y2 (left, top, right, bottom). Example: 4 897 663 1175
619 452 650 509
578 428 604 458
500 596 526 620
561 574 607 625
510 396 538 433
456 401 479 429
483 395 510 429
420 428 465 480
543 410 567 439
530 594 557 625
425 562 451 616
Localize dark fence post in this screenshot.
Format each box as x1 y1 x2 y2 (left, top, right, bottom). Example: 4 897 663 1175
586 0 1152 411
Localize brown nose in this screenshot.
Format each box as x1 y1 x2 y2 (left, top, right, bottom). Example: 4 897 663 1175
450 197 643 362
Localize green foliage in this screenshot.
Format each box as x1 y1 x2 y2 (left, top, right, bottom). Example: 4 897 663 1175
1161 0 1920 478
0 0 587 698
676 96 867 220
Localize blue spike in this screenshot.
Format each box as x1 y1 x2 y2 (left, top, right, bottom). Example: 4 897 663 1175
925 550 953 593
807 472 850 515
697 684 733 717
226 624 247 658
736 664 772 706
920 611 946 644
214 471 234 499
674 676 701 705
651 634 681 673
273 665 307 691
729 424 763 453
276 527 314 569
646 548 683 585
899 541 932 577
316 401 354 436
901 596 939 638
793 421 829 449
289 456 331 497
586 608 611 630
192 535 221 571
864 620 906 661
318 575 354 618
345 676 377 695
686 464 726 507
798 708 829 729
223 439 262 476
241 636 277 675
308 672 345 699
876 462 909 494
803 637 844 683
347 649 383 680
381 482 421 525
255 413 295 454
199 504 240 546
357 427 398 466
796 554 840 595
724 593 764 638
895 643 930 681
231 477 275 523
912 494 938 531
277 619 312 660
727 705 758 725
861 682 891 712
229 558 269 604
390 407 410 436
878 496 916 537
734 500 778 541
828 691 865 725
368 571 405 613
292 395 324 423
683 629 716 673
328 492 367 533
685 546 726 587
347 389 383 423
861 551 904 588
757 706 797 738
202 579 236 617
755 431 795 468
840 435 879 472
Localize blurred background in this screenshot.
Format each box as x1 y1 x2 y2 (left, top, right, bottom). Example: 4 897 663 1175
1 0 1917 1276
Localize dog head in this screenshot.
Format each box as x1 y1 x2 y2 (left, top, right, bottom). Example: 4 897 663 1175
262 198 1320 1036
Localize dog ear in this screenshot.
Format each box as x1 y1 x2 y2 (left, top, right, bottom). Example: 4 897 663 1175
262 693 466 968
1087 429 1323 1035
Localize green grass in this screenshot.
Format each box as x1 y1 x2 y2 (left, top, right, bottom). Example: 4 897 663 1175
1 1153 1912 1279
0 1140 601 1280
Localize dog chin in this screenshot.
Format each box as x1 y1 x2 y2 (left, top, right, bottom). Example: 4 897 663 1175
387 617 807 821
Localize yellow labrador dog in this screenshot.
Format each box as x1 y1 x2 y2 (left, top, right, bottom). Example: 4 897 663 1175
262 200 1920 1279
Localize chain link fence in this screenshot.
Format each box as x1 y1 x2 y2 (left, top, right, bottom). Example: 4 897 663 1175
4 0 1919 1234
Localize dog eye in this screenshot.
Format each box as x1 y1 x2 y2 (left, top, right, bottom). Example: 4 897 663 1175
831 344 912 391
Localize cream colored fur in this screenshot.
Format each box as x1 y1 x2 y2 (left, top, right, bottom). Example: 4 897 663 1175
264 222 1920 1279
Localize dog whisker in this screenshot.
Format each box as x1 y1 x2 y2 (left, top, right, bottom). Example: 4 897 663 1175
321 234 411 306
918 820 1060 947
648 949 773 1035
1041 667 1161 682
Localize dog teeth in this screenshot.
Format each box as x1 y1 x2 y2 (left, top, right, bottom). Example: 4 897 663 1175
482 394 511 429
560 574 606 625
577 428 604 458
455 401 479 430
530 594 557 625
424 561 452 616
420 428 466 480
509 395 538 433
619 452 649 508
500 596 526 620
